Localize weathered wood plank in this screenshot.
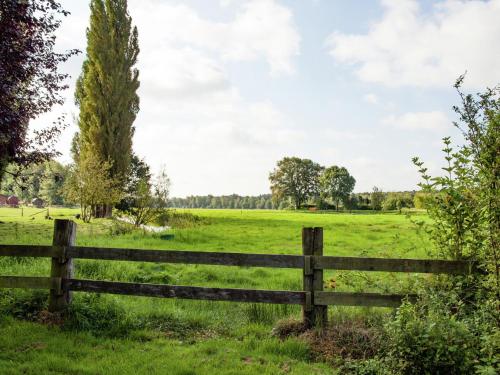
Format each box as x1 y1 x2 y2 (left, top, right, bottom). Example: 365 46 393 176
312 228 327 327
67 246 304 269
314 291 417 307
0 244 62 258
303 229 314 324
64 279 305 305
302 227 327 328
314 256 475 274
49 220 76 312
0 276 60 290
0 245 478 274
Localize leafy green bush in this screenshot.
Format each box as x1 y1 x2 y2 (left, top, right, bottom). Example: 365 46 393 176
107 219 135 235
398 80 500 374
413 192 429 209
341 359 391 375
465 299 500 373
385 299 477 374
381 193 414 211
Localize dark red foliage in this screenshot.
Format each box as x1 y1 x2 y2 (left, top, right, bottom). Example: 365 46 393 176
0 0 79 175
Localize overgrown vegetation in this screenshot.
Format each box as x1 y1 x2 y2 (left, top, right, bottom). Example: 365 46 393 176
362 78 500 374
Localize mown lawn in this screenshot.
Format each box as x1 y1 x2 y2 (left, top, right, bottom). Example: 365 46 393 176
0 207 432 374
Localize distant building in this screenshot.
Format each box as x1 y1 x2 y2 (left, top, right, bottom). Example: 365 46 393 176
0 194 7 206
32 197 44 208
7 195 19 207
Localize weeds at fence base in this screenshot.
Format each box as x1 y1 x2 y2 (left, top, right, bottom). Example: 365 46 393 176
271 318 308 339
36 310 65 326
272 316 384 364
303 319 384 362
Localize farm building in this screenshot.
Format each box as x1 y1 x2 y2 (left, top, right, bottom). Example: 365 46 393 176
0 194 7 206
7 195 19 207
32 198 44 208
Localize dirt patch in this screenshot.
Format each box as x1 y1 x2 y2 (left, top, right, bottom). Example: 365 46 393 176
36 310 65 327
273 318 384 362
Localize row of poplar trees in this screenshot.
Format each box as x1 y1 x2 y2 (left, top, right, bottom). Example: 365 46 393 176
73 0 139 218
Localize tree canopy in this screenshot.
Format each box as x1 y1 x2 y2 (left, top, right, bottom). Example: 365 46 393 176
320 166 356 211
75 0 140 187
269 157 323 209
0 0 78 183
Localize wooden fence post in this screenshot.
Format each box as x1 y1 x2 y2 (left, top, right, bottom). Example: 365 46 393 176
48 219 76 313
302 227 327 329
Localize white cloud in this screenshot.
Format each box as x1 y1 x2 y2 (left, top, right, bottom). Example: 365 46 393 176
363 93 378 104
382 111 451 132
327 0 500 88
133 0 300 76
134 88 303 195
322 129 374 142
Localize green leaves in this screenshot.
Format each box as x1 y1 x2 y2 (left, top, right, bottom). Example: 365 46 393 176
269 157 324 209
75 0 140 189
320 165 356 210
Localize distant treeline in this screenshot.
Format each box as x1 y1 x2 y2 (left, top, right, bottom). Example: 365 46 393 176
0 160 425 212
168 194 281 209
168 191 425 211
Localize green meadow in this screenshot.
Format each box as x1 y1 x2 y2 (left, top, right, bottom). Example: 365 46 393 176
0 207 432 374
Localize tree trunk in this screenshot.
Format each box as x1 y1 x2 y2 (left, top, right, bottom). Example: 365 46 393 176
92 204 112 218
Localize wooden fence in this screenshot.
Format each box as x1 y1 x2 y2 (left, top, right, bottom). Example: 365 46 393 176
0 220 478 328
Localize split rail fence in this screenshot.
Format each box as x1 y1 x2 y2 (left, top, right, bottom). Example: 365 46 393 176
0 220 478 327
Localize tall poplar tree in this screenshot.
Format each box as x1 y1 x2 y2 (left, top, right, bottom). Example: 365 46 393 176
75 0 139 217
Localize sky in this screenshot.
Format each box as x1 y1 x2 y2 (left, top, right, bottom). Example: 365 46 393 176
33 0 500 197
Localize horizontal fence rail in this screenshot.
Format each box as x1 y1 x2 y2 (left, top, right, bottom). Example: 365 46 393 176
0 275 416 308
0 276 60 290
0 244 62 258
315 256 476 274
0 244 476 274
64 279 306 305
0 220 481 329
68 246 305 269
314 291 417 308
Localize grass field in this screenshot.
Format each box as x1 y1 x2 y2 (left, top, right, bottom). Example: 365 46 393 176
0 207 432 374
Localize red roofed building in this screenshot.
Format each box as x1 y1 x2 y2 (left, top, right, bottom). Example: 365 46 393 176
7 195 19 207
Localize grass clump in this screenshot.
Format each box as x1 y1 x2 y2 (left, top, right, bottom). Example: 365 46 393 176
64 294 138 337
154 210 208 228
0 289 48 321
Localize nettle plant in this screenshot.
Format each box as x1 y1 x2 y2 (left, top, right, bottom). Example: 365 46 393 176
412 138 484 262
412 77 499 298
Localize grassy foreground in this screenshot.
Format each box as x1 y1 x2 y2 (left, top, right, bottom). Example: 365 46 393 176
0 207 431 374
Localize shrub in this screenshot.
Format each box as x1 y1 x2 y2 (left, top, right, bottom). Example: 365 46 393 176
382 193 414 211
341 359 391 375
107 219 135 235
384 296 478 374
413 192 429 209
